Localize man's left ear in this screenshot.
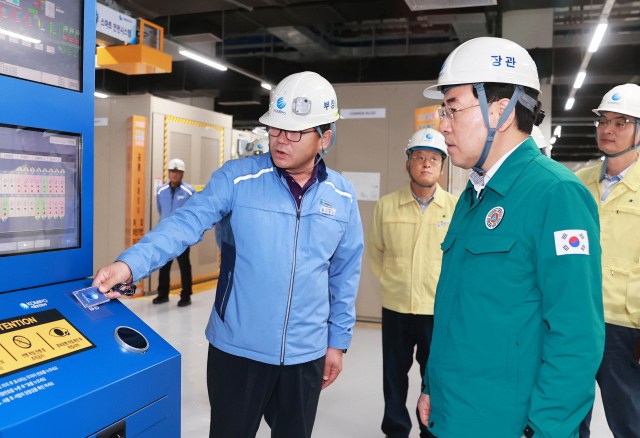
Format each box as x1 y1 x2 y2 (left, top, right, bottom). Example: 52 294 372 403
496 98 516 133
322 130 332 150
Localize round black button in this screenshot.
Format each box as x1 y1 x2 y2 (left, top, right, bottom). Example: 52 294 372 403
114 326 149 354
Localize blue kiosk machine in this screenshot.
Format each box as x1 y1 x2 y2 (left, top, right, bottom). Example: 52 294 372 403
0 1 181 437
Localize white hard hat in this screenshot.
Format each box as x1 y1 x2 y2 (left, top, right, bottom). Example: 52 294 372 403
259 71 339 132
422 37 540 173
593 84 640 180
168 158 185 172
530 126 548 149
593 84 640 119
245 138 269 156
405 128 448 158
424 37 541 99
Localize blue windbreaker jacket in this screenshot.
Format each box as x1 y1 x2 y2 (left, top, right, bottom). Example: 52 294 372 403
118 153 364 365
157 182 195 220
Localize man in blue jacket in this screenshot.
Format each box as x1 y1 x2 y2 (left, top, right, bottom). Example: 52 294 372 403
93 71 364 438
154 158 195 307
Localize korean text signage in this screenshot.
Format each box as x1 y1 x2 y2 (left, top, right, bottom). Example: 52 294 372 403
96 3 137 44
125 116 146 249
125 116 147 296
0 309 95 378
415 105 441 132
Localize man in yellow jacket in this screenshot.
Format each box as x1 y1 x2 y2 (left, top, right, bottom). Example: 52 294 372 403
576 84 640 438
368 128 457 438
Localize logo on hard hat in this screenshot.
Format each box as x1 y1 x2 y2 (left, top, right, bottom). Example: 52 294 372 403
426 133 434 140
439 61 446 77
276 97 286 109
612 93 622 101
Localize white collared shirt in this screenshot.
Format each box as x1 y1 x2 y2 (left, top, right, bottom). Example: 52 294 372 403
470 139 526 198
411 185 437 214
601 159 637 202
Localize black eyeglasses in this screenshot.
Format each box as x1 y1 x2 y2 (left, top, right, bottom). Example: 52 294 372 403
268 128 320 142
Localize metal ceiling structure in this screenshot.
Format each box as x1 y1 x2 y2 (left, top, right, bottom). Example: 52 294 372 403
96 0 640 161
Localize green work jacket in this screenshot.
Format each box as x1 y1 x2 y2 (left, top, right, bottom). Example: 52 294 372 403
423 138 605 438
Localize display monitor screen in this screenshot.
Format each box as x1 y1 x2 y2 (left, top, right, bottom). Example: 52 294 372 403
0 0 82 91
0 124 80 256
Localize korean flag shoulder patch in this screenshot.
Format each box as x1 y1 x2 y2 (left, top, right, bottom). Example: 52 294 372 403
554 230 589 256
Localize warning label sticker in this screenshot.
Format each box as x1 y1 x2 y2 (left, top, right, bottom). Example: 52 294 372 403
0 309 94 378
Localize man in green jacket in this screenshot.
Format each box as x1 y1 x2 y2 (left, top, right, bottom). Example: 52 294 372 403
417 37 605 438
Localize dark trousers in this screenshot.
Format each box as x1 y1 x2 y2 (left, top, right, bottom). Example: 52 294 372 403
580 323 640 438
157 247 192 298
207 344 325 438
382 307 435 438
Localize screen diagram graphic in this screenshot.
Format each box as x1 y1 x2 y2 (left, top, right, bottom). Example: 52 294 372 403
0 124 80 255
0 0 82 90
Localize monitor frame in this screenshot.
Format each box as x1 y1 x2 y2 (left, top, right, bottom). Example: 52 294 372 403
0 0 94 293
0 0 85 93
0 122 83 258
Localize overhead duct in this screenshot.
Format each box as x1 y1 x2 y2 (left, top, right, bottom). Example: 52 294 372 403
217 89 262 106
172 33 221 59
267 26 331 56
423 13 488 42
405 0 496 11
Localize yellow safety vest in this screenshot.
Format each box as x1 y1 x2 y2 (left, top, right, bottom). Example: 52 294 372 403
367 183 458 315
577 161 640 328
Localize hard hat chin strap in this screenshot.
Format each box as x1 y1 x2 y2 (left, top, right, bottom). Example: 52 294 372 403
284 122 337 175
597 120 640 182
315 121 337 161
409 172 437 188
472 84 527 174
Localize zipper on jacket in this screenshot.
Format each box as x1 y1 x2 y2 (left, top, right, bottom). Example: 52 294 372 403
281 206 301 364
219 271 232 318
278 176 320 365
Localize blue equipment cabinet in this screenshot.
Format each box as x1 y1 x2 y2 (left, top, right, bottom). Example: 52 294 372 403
0 1 181 437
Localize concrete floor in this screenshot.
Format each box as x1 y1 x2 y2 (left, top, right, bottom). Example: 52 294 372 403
122 289 614 438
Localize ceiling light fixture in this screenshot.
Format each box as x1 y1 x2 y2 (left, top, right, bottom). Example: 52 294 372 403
179 50 227 71
573 71 587 89
565 98 575 110
554 126 562 138
94 92 109 99
588 23 608 52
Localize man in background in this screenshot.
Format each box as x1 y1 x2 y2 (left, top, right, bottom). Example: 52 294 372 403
154 158 195 307
368 128 457 438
